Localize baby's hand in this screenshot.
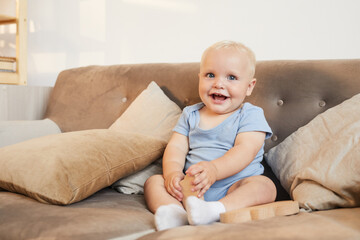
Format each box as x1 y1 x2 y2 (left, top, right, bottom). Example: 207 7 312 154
186 161 218 198
164 172 185 202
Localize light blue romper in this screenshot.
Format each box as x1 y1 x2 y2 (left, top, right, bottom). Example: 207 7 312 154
173 102 272 201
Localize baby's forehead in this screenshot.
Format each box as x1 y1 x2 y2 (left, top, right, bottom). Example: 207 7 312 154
201 47 255 77
202 48 251 65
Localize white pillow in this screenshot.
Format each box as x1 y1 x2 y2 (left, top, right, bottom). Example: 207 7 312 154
266 93 360 211
112 158 162 194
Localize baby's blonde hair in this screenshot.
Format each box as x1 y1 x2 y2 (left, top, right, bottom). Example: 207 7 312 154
201 40 256 78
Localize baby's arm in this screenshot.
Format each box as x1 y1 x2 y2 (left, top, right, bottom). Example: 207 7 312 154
186 131 266 197
162 132 189 202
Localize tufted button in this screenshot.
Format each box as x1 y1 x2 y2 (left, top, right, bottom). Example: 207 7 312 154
277 99 284 106
121 97 127 103
319 100 326 107
184 98 190 105
271 135 278 142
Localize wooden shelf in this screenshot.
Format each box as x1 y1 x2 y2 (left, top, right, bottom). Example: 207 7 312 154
0 72 18 84
0 14 16 24
0 56 16 73
0 0 27 85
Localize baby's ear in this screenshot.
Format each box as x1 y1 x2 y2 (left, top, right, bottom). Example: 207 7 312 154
246 78 257 96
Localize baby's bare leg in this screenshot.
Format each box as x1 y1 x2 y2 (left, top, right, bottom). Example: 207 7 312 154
144 174 182 213
144 175 188 231
220 175 277 211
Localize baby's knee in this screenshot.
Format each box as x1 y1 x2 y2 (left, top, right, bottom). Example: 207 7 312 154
144 174 164 189
256 175 277 201
240 175 276 200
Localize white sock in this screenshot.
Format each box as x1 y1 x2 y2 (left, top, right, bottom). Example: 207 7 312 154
186 196 226 225
154 204 188 231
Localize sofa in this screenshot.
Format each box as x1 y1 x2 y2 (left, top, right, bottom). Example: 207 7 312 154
0 59 360 240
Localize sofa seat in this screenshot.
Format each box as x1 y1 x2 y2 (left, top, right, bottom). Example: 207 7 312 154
139 208 360 240
0 188 154 240
3 187 360 240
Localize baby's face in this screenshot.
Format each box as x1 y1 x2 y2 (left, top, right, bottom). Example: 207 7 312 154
198 47 256 115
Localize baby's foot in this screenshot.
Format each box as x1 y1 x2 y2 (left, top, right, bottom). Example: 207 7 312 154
186 196 226 225
154 204 188 231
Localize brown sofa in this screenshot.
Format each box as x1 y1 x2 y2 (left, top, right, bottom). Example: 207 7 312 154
1 59 360 239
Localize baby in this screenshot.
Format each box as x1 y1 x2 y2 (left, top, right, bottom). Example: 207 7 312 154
144 40 276 231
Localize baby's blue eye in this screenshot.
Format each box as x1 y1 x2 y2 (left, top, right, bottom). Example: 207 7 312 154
228 75 237 80
206 73 215 78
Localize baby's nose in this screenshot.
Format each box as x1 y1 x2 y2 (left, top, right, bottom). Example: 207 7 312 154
213 77 225 88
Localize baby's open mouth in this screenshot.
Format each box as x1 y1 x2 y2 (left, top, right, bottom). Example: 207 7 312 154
211 93 228 101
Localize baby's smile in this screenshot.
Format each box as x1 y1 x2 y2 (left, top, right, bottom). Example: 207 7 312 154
211 93 229 102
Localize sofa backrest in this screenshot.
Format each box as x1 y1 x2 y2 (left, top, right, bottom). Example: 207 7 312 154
45 63 200 131
45 59 360 152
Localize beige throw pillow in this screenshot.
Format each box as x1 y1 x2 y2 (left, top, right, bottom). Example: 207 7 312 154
109 81 182 142
0 129 166 205
110 81 182 194
266 93 360 211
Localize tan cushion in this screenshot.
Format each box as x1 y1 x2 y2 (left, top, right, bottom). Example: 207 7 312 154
0 129 166 205
266 93 360 211
110 81 181 194
109 81 182 142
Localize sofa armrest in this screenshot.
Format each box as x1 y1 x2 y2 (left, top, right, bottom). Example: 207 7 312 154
0 119 61 148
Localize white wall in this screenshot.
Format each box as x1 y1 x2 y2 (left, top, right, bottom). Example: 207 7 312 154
0 85 52 120
23 0 360 86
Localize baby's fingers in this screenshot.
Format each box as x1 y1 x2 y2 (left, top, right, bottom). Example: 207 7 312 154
192 172 207 186
166 184 182 201
197 184 210 198
172 179 184 201
186 165 203 177
173 178 182 192
173 188 184 201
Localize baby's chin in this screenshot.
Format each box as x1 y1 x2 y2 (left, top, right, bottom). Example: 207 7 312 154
206 105 242 115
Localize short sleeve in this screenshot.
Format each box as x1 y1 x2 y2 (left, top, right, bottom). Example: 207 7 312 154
237 104 272 139
173 108 190 137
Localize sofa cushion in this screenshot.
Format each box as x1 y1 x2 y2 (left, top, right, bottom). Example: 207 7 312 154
0 188 155 239
266 93 360 211
110 81 181 194
109 81 182 142
138 208 360 240
112 158 163 194
0 129 166 205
